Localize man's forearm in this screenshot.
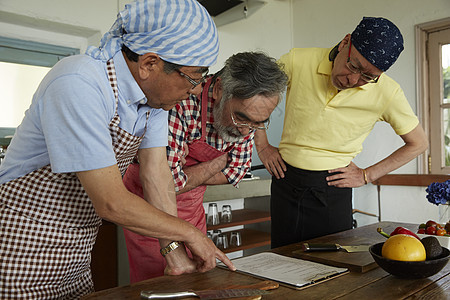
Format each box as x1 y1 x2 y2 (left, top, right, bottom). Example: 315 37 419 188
365 125 428 183
137 149 199 272
365 145 425 183
254 129 270 153
138 148 181 246
140 162 179 246
203 171 228 186
177 154 227 194
78 165 196 240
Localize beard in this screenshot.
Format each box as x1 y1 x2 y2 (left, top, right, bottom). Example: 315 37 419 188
212 97 245 143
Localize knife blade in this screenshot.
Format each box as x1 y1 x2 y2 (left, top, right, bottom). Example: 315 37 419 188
302 243 370 252
140 288 270 299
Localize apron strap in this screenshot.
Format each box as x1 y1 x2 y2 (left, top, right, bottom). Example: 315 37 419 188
200 78 213 143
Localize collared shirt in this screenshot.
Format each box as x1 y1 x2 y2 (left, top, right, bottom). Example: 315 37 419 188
278 47 419 171
167 79 254 192
0 51 168 184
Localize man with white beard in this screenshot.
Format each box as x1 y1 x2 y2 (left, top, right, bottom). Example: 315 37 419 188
122 51 288 282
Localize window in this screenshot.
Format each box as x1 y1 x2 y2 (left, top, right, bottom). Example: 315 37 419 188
417 18 450 174
0 36 79 67
0 37 79 128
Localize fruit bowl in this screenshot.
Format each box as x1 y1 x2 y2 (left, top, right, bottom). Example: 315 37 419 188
369 242 450 278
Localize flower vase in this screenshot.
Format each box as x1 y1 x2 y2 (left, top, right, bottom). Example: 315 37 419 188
438 203 450 224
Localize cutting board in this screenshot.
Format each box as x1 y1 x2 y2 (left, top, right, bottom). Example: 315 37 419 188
289 225 393 273
288 221 406 273
292 247 377 273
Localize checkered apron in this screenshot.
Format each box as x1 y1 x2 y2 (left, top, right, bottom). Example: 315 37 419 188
0 59 149 299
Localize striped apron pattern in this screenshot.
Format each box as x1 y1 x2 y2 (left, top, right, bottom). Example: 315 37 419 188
0 59 149 299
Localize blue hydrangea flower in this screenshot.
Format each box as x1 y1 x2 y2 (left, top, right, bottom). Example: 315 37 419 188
426 180 450 205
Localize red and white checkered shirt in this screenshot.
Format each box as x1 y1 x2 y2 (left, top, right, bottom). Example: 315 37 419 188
167 79 254 192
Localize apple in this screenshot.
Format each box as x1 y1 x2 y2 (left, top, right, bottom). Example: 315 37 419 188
426 220 438 228
426 226 437 235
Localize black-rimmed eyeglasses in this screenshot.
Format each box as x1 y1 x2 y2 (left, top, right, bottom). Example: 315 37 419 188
231 112 270 131
346 40 380 83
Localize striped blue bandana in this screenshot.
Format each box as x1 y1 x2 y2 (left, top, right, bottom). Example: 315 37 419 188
351 17 403 72
86 0 219 67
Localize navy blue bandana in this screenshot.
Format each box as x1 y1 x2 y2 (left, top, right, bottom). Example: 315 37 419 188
351 17 404 72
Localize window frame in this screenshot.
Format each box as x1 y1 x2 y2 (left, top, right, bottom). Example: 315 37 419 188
0 36 79 68
416 17 450 174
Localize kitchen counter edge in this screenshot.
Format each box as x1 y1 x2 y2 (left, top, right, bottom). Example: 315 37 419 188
203 178 272 202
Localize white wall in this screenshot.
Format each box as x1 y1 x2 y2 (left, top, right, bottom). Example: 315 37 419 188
212 0 293 70
0 0 118 51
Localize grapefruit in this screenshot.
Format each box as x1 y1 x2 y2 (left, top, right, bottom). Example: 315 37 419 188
381 234 426 262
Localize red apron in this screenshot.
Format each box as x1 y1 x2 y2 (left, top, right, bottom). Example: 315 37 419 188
123 78 227 282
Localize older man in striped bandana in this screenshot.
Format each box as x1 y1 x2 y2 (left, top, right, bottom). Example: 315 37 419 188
0 0 235 298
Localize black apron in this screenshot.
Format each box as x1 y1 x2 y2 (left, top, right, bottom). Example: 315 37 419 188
270 162 353 248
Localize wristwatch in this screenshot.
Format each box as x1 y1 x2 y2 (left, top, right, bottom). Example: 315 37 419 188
160 241 182 257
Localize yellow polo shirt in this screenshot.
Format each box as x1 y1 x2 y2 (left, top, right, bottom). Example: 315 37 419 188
278 47 419 171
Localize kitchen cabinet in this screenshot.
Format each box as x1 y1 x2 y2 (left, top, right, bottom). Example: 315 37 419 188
204 178 272 254
91 220 117 290
207 208 271 253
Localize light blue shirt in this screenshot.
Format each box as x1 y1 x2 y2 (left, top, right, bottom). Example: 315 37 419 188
0 51 168 184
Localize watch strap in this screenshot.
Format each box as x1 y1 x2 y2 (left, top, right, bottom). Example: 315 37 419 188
160 241 182 257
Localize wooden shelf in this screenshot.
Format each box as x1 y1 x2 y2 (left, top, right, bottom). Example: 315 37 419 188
206 208 270 230
206 208 271 254
373 174 450 186
219 228 271 253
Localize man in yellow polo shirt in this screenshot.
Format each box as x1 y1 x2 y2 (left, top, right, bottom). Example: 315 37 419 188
255 17 428 248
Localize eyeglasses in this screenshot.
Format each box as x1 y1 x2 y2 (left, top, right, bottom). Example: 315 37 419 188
176 69 209 89
346 40 380 83
231 112 270 131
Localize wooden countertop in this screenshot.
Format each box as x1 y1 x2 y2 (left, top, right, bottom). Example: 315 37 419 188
83 221 450 299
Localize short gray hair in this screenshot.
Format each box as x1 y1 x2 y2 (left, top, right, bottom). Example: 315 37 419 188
217 52 288 103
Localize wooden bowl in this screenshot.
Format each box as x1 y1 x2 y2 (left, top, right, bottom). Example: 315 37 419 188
369 242 450 279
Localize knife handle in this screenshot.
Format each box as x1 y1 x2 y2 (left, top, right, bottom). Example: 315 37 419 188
141 290 196 299
302 243 340 251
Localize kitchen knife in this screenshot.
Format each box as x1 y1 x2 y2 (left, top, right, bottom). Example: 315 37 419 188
140 288 270 299
302 243 370 253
